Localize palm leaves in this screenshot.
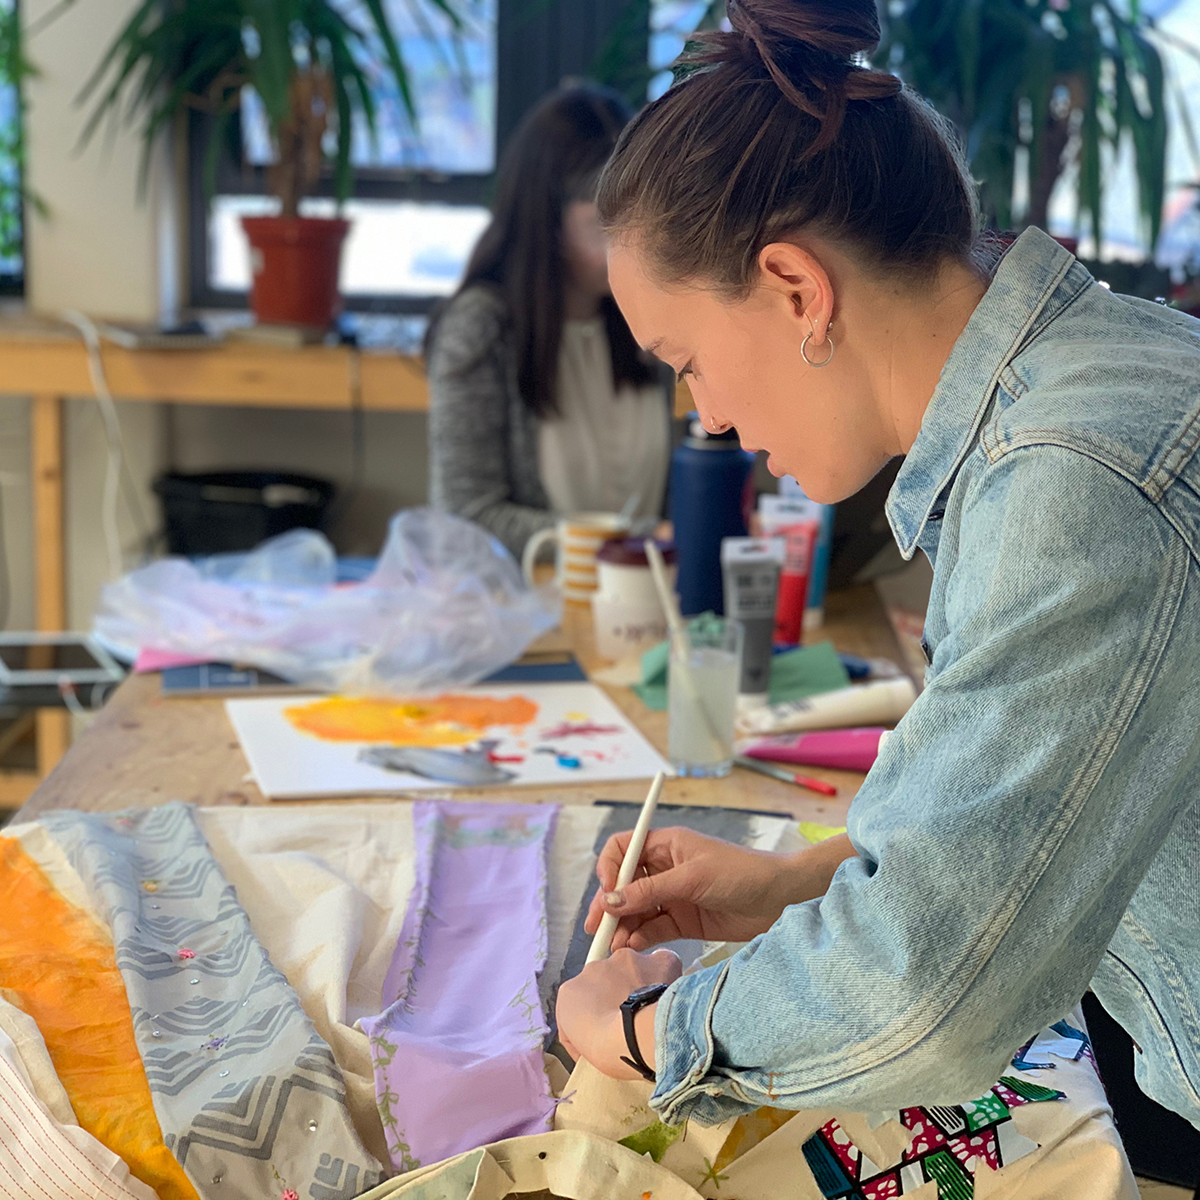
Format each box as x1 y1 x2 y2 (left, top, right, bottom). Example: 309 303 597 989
878 0 1172 251
68 0 473 215
0 0 42 265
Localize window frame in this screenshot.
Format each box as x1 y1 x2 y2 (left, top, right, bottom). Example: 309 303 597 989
188 0 649 314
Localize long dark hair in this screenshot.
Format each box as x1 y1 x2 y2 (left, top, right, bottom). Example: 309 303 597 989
429 83 658 419
597 0 980 295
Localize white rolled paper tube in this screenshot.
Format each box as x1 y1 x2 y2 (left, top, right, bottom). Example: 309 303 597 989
736 677 918 736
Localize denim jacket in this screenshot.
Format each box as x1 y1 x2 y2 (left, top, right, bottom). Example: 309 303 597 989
652 227 1200 1130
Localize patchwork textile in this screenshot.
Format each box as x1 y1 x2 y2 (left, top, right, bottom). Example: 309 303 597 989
40 802 385 1200
0 834 199 1200
354 1002 1135 1200
361 801 559 1173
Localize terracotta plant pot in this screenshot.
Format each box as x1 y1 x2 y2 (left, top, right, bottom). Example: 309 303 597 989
241 215 351 329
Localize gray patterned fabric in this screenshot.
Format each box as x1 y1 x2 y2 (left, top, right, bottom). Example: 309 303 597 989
41 801 386 1200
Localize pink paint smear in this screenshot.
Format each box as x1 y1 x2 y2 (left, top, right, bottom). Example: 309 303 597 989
538 721 623 740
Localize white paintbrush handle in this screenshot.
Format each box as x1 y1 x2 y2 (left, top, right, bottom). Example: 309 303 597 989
585 772 665 964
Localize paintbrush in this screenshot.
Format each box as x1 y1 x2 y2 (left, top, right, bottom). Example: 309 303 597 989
644 539 726 759
586 771 666 964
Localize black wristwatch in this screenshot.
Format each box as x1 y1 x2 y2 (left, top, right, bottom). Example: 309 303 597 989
620 982 670 1081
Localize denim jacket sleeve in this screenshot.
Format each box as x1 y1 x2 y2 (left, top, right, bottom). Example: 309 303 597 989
651 442 1195 1125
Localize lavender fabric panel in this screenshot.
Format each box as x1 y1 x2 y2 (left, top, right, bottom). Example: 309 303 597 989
362 800 559 1173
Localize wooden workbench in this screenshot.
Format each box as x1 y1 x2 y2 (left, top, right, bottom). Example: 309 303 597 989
0 319 695 799
15 582 908 825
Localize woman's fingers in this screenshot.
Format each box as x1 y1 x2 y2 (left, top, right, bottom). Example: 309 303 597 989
594 827 691 892
602 858 699 918
594 830 634 892
623 912 686 950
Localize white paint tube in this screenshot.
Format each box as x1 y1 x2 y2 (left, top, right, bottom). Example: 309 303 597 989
736 676 917 735
721 536 785 698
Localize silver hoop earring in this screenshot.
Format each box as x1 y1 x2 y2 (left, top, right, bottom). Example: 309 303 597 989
801 332 835 368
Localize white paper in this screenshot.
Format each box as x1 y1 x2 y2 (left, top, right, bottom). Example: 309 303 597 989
226 682 670 800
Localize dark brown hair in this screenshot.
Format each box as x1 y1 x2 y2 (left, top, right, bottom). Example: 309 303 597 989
597 0 980 296
430 83 658 419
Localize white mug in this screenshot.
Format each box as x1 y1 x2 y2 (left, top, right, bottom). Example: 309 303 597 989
590 539 677 660
521 512 630 603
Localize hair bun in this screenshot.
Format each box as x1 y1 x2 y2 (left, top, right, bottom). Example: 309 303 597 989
729 0 882 61
682 0 901 154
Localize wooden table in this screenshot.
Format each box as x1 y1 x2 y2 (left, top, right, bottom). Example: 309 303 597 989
0 320 696 799
15 583 906 825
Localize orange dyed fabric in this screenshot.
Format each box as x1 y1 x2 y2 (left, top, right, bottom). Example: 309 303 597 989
0 836 200 1200
285 693 539 746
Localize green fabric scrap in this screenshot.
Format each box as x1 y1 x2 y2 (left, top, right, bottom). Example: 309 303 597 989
922 1149 974 1200
618 1119 684 1162
962 1089 1009 1132
998 1075 1066 1102
631 635 850 712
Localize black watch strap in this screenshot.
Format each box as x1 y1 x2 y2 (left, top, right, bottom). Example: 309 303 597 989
620 982 670 1082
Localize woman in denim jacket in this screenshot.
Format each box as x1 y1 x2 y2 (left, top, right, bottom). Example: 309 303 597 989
555 0 1200 1141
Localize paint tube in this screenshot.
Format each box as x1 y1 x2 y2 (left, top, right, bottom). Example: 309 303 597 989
721 536 783 696
721 536 785 697
736 677 917 735
772 483 836 630
757 496 820 643
743 726 890 772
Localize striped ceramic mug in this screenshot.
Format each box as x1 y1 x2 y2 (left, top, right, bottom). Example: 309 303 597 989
521 512 631 603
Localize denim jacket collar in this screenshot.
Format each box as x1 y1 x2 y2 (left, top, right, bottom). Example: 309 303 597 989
886 227 1087 557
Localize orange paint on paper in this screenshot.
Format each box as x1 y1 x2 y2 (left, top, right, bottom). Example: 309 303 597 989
0 836 201 1200
285 693 539 746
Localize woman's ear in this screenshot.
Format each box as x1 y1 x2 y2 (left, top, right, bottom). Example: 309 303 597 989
757 241 835 345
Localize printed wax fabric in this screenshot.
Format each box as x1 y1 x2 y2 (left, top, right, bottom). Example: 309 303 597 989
37 802 386 1200
360 801 559 1173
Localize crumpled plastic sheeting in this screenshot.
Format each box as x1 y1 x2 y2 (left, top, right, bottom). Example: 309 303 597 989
93 508 561 695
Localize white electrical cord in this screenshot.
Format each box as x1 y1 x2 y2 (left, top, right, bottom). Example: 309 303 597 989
60 310 154 581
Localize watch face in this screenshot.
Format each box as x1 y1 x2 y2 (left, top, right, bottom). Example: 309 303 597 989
628 983 667 1005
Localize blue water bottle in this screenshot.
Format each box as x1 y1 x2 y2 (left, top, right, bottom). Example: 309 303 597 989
670 416 756 615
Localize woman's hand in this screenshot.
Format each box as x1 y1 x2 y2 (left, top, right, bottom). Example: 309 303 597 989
584 827 857 950
556 947 682 1078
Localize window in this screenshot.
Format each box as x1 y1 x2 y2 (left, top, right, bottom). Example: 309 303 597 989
0 0 24 294
192 0 652 313
648 0 718 101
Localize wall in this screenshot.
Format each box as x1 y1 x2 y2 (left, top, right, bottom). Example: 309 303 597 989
1 0 173 634
165 407 432 555
4 0 434 647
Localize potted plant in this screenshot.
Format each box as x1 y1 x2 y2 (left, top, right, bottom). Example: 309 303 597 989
73 0 467 329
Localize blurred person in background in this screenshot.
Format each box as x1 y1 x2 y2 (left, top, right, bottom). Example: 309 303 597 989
426 84 672 560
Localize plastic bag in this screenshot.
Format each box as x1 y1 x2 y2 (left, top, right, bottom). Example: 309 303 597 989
93 508 561 695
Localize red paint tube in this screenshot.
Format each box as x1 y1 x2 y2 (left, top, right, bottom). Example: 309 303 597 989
765 518 819 644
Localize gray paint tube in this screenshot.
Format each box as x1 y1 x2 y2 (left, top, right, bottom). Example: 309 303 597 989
721 537 785 697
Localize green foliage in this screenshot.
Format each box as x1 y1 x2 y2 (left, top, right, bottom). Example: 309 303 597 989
878 0 1172 251
0 0 42 267
68 0 474 214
